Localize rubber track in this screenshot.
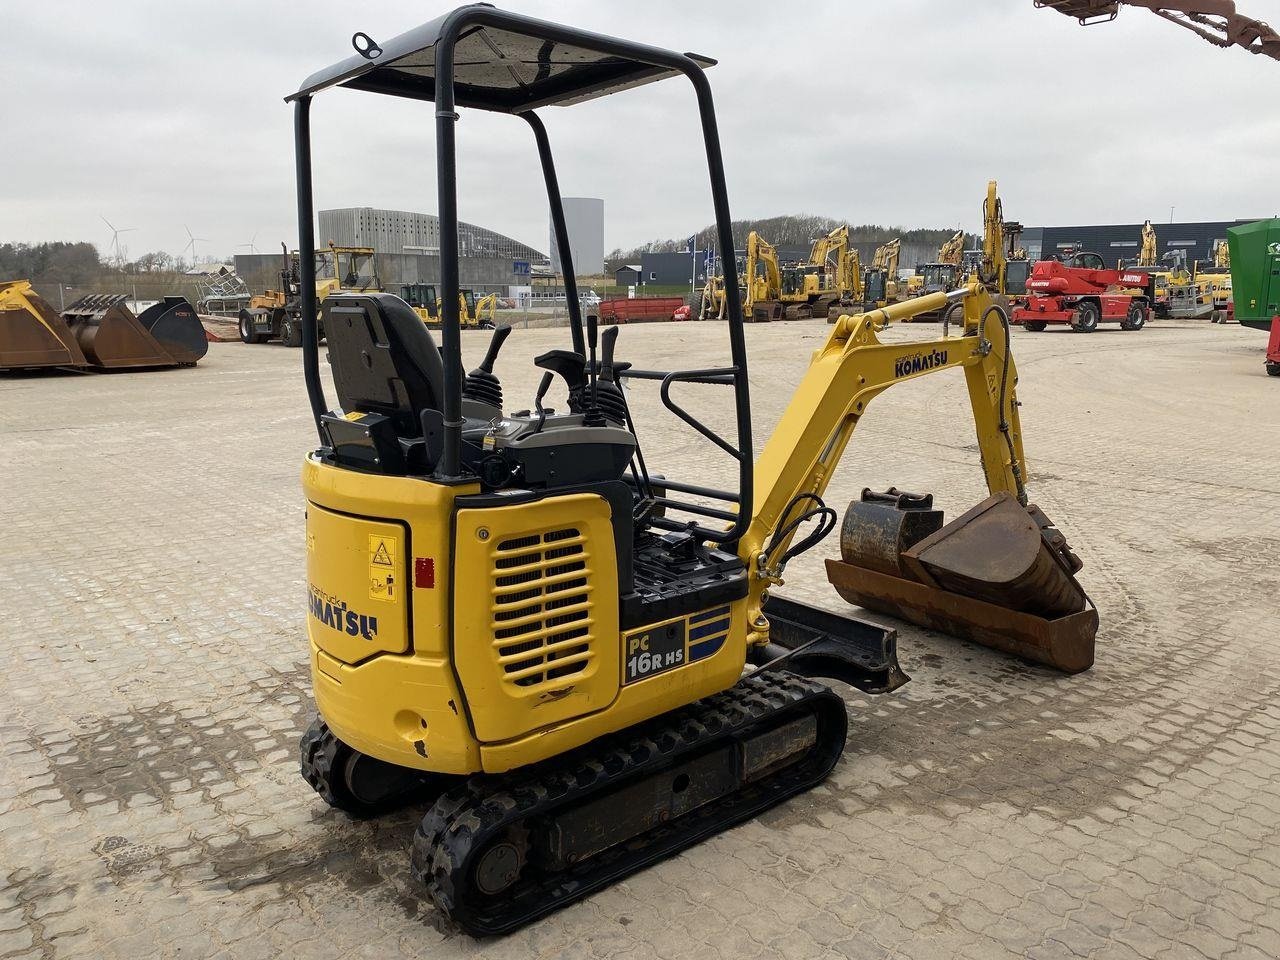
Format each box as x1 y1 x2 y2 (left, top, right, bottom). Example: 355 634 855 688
299 717 345 808
410 670 847 935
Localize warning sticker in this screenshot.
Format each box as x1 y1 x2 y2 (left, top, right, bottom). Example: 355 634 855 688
369 572 394 601
368 535 397 601
369 535 395 568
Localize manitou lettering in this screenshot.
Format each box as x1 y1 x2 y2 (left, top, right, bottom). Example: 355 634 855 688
894 349 948 378
308 586 378 640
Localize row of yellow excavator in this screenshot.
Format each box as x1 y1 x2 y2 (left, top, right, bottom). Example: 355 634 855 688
697 182 1030 325
696 224 863 321
1132 220 1233 321
0 280 207 372
238 243 498 346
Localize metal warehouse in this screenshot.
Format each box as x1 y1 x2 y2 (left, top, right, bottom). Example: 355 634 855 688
1023 220 1262 266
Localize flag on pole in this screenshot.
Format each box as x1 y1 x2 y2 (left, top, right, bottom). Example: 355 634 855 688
686 234 696 255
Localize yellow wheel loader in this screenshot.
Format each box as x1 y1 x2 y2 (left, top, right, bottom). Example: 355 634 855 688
239 243 382 347
288 7 1096 935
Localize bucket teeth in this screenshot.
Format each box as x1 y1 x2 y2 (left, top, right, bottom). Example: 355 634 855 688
62 293 207 368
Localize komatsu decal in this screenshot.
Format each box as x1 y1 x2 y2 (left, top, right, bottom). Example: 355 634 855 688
894 349 948 379
308 586 378 640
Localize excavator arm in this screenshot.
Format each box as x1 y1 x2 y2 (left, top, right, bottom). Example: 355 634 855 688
980 180 1007 289
746 230 782 308
1139 221 1158 266
738 282 1027 642
838 247 863 301
939 231 965 267
1035 1 1280 59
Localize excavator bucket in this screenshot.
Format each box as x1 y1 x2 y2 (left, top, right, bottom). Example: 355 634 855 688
828 490 1097 673
62 294 207 369
0 280 87 371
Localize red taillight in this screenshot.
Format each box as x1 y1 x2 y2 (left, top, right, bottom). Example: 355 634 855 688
414 558 436 588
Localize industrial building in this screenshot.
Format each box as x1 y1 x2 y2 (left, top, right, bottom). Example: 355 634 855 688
550 197 605 276
1022 219 1260 267
233 206 546 298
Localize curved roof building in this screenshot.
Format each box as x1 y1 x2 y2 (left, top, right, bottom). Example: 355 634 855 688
319 207 545 262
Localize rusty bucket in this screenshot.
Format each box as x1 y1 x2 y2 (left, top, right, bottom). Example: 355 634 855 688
62 295 206 369
832 490 1097 673
0 280 87 371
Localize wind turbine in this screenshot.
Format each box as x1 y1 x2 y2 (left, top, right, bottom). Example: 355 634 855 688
183 224 210 266
237 232 260 255
100 215 136 267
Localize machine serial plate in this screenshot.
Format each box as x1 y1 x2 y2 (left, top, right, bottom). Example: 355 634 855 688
624 621 686 684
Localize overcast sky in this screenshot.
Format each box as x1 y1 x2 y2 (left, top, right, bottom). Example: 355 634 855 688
5 1 1279 262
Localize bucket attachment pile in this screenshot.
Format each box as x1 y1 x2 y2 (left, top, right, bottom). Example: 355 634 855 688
0 280 87 371
827 489 1097 672
62 294 207 369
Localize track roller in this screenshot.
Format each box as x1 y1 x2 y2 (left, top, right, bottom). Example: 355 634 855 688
410 670 848 935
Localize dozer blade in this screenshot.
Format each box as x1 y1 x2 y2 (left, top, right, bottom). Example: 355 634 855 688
0 280 87 371
831 490 1097 673
749 593 910 693
63 294 205 369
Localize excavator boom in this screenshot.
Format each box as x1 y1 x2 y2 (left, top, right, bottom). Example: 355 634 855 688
1035 0 1280 59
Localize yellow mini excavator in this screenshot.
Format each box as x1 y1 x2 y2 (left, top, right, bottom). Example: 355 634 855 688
399 285 498 329
289 7 1096 935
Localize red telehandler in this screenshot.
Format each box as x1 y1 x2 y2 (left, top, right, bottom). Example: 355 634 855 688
1012 252 1154 332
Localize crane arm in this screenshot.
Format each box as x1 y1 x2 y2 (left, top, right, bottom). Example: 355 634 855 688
1035 1 1280 60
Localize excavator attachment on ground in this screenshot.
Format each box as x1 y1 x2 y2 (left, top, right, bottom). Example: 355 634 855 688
0 280 87 371
829 489 1097 672
62 294 207 369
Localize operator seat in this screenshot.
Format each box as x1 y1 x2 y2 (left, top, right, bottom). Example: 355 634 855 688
323 292 445 436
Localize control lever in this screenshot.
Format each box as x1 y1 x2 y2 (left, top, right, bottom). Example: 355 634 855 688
532 371 554 433
600 325 619 382
594 325 628 426
533 349 586 411
461 324 512 409
583 314 604 426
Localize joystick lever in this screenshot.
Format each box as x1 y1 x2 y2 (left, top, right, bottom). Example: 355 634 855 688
532 371 554 433
582 314 605 426
462 324 513 410
600 325 619 382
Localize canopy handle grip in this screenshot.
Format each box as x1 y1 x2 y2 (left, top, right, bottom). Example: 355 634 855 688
352 32 382 59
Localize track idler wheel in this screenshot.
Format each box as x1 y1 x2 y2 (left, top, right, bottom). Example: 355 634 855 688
299 717 442 817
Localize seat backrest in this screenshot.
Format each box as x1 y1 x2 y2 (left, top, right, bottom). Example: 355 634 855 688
323 293 445 436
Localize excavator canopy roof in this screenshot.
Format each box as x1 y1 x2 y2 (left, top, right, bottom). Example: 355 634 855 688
287 4 715 112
